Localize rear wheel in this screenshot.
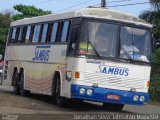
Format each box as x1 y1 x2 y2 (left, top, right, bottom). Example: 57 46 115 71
103 103 124 111
13 71 20 95
0 74 2 85
55 75 66 107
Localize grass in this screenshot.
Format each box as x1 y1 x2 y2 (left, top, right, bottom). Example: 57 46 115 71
148 100 160 106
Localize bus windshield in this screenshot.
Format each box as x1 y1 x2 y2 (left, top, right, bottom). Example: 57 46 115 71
78 21 118 58
120 26 151 63
78 21 152 63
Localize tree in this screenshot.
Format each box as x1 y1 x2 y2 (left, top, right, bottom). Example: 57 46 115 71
0 12 12 56
139 0 160 39
149 0 160 10
150 48 160 100
0 4 52 56
12 4 52 20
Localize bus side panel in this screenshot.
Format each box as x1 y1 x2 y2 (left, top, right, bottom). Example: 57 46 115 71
4 44 68 96
22 62 59 95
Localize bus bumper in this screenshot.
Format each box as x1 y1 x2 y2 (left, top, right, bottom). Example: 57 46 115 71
71 84 149 106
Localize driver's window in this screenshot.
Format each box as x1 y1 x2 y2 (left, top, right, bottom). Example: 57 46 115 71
68 27 78 56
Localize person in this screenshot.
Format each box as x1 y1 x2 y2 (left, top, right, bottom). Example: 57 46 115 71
0 54 3 85
120 39 140 60
0 54 4 65
78 41 95 55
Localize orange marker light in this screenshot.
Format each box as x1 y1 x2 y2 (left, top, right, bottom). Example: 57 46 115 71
75 72 80 79
147 81 150 87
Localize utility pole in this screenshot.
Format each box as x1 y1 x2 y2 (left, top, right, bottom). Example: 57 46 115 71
101 0 106 7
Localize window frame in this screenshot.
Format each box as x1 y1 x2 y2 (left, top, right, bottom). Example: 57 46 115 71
32 24 42 43
75 17 152 65
118 25 152 63
50 22 59 43
41 23 49 43
8 19 73 45
10 27 17 43
76 19 119 61
60 21 70 43
7 17 152 65
18 27 23 43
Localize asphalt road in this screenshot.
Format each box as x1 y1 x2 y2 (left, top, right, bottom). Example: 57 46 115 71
0 84 160 120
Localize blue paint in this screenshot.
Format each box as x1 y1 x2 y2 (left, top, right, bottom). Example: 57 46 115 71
71 84 149 106
32 45 51 62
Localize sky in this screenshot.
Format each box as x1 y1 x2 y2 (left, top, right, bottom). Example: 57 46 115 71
0 0 152 16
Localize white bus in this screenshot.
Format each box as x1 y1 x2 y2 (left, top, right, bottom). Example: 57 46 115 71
3 8 153 110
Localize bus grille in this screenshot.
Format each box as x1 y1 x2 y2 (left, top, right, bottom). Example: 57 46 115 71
83 72 144 89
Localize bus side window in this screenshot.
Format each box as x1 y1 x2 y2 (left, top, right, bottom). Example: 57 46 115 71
25 26 31 44
11 27 17 43
8 28 12 45
50 22 58 43
21 26 27 43
32 24 41 43
41 23 49 43
18 27 23 43
68 27 78 56
60 21 70 42
15 27 20 44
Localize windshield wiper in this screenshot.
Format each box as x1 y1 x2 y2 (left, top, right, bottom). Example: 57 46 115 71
121 46 134 63
87 40 101 59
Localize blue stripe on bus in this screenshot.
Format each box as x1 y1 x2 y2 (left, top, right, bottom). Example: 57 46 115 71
71 84 149 106
36 46 51 49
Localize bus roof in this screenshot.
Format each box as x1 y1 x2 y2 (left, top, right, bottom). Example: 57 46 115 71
11 7 152 28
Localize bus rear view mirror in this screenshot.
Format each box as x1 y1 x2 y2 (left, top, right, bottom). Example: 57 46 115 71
72 43 76 49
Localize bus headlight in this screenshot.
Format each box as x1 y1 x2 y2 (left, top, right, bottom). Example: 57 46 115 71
133 95 139 101
87 89 93 96
79 88 85 94
140 96 145 102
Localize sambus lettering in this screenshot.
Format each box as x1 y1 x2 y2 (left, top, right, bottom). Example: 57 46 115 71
100 66 129 76
32 46 51 62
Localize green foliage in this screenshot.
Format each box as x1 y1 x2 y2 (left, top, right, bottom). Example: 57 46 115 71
0 13 11 56
0 4 52 56
12 4 52 20
139 0 160 39
150 48 160 100
0 13 12 27
149 0 160 10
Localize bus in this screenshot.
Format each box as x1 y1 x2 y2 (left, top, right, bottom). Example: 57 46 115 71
3 7 153 110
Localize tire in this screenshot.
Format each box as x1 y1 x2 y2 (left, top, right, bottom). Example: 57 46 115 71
19 72 30 96
51 79 57 104
0 74 2 85
103 102 124 111
13 71 20 95
55 75 66 107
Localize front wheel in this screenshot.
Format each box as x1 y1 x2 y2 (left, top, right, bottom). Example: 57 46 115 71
103 103 124 111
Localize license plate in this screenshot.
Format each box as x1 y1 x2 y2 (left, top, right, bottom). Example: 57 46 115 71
107 94 120 100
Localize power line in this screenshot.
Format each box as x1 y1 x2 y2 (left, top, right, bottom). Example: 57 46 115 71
108 1 150 7
55 0 149 13
108 0 133 3
32 0 55 5
93 3 101 7
55 0 94 13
